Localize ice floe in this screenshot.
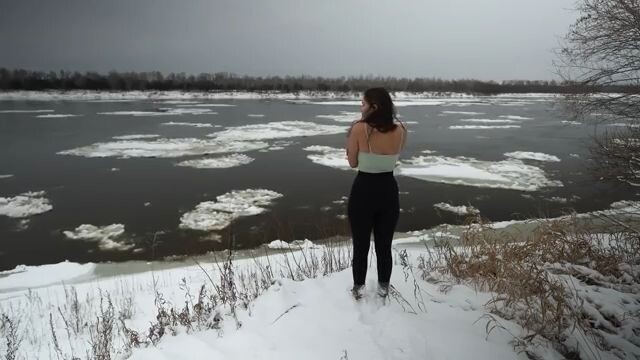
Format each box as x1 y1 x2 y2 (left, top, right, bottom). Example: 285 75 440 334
98 108 215 116
180 189 282 231
303 146 561 191
398 155 563 191
441 111 485 115
247 114 265 117
209 121 347 142
0 109 54 113
303 146 351 170
35 114 81 118
460 119 520 124
156 100 202 104
161 121 215 128
433 202 479 216
58 138 269 158
63 224 133 251
449 125 521 129
0 191 53 218
112 134 160 140
499 115 533 120
176 154 254 169
504 151 561 162
316 111 361 123
186 103 236 107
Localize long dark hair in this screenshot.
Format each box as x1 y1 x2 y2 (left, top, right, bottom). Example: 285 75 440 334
362 87 398 133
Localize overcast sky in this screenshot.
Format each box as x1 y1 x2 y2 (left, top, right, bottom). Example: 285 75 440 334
0 0 578 80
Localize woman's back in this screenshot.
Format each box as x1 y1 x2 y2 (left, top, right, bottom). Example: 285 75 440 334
354 121 405 173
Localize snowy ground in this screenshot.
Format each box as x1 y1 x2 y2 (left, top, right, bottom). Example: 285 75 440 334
0 242 534 360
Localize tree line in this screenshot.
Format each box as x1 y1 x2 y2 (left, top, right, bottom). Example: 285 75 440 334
1 68 635 94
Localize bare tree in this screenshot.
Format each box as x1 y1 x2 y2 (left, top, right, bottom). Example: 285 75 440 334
557 0 640 186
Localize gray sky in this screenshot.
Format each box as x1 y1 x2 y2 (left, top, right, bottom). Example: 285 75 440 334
0 0 578 81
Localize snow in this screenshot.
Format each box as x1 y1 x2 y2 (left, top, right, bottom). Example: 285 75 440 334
0 191 53 218
180 189 283 231
63 224 133 251
161 121 215 128
449 125 521 129
112 134 161 140
34 114 80 118
208 121 347 142
176 154 254 169
0 261 95 289
58 138 269 158
433 202 479 216
504 151 561 162
266 239 323 250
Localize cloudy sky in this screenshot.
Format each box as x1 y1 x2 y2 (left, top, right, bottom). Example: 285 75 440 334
0 0 577 80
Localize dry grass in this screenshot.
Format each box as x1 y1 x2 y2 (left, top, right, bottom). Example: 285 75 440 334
419 212 640 359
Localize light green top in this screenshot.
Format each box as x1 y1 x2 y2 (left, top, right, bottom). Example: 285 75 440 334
357 124 404 173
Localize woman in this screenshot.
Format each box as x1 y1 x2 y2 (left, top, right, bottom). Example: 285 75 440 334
346 87 406 300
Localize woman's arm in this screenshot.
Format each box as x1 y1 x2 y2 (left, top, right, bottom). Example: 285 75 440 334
346 122 360 168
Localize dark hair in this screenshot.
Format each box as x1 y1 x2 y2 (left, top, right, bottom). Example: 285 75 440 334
362 87 398 133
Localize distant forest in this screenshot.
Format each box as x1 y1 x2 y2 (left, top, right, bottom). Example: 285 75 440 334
0 68 636 94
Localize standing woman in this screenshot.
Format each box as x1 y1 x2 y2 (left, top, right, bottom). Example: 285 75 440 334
346 87 406 300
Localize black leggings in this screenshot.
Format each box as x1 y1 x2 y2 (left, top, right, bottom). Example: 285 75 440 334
348 171 400 286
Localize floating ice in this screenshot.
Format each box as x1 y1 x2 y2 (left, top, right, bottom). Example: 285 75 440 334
63 224 131 252
188 103 236 107
449 125 521 129
434 202 479 216
306 100 446 106
316 111 361 123
98 108 215 116
460 119 520 124
248 114 265 117
180 189 283 231
209 121 347 142
442 111 485 115
161 122 215 128
303 146 351 170
499 115 533 120
176 154 254 169
64 224 125 240
399 155 563 191
0 174 13 179
0 191 52 218
112 134 160 140
35 114 80 118
504 151 561 162
0 109 54 113
157 100 202 104
58 138 268 158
